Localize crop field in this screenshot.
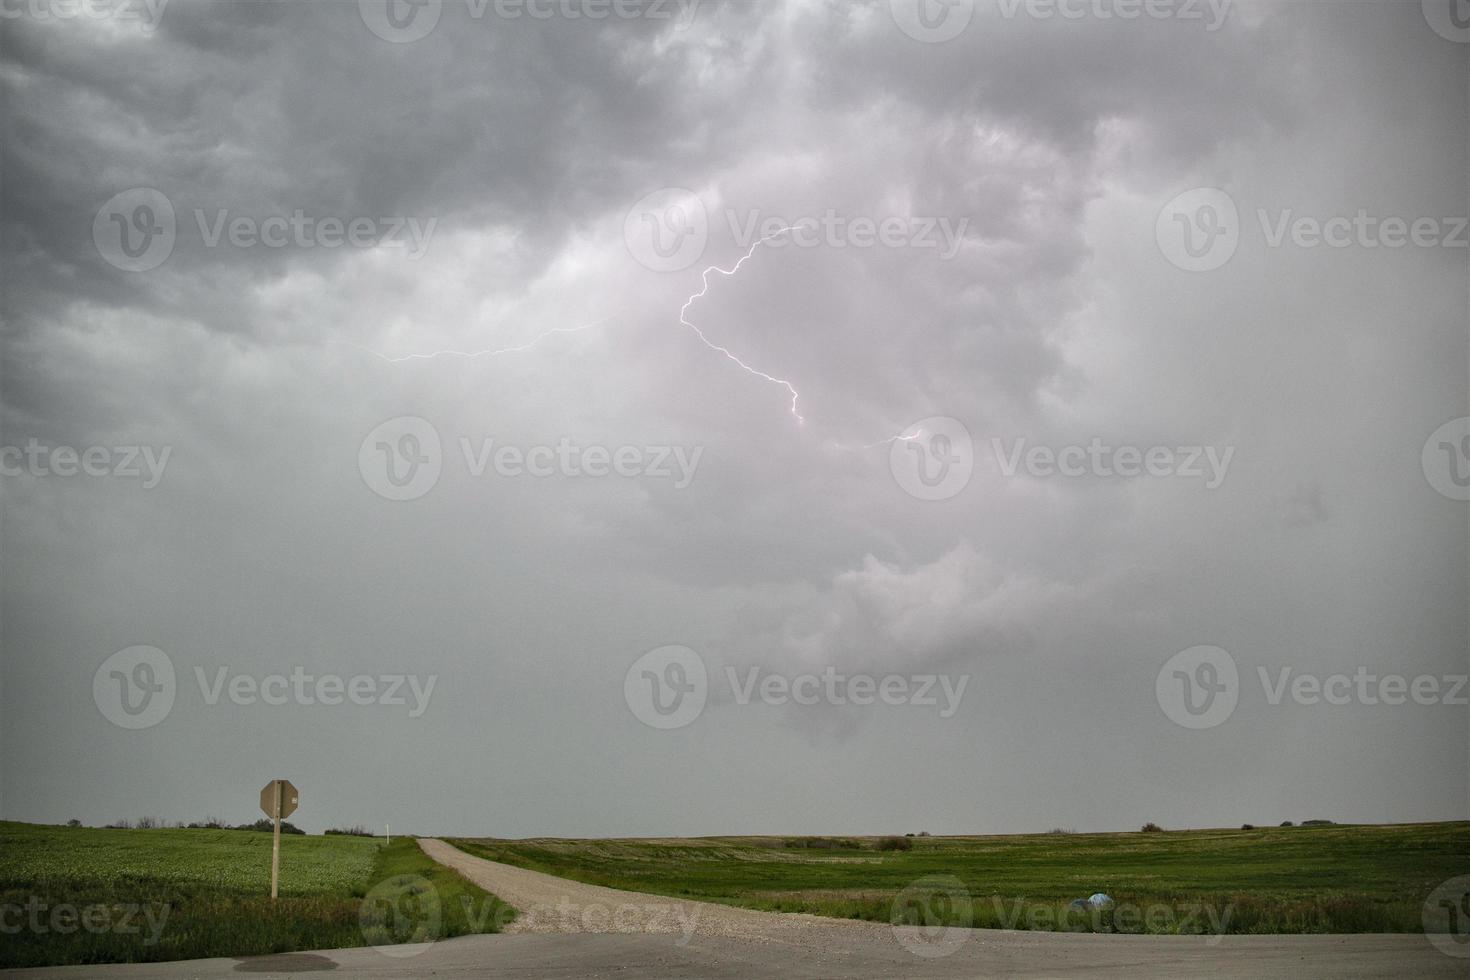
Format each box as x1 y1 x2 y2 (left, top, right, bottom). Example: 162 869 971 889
0 822 513 969
451 821 1470 936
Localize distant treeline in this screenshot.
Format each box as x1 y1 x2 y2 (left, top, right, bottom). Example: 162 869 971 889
74 817 378 836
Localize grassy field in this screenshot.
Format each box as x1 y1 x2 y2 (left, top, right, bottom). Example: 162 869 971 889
450 821 1470 936
0 822 514 969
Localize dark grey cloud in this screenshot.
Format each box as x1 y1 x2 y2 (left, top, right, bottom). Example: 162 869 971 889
1 0 1465 835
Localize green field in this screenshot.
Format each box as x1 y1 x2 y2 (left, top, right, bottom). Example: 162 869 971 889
450 821 1470 936
0 822 513 969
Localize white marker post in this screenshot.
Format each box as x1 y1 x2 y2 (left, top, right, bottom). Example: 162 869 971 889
258 779 299 902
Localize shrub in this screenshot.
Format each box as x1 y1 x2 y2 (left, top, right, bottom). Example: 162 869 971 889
1302 819 1334 826
65 819 82 828
1140 822 1164 833
1241 823 1255 830
874 836 913 852
325 825 375 837
1046 827 1076 835
235 819 305 835
917 831 931 837
1280 821 1294 827
783 837 861 850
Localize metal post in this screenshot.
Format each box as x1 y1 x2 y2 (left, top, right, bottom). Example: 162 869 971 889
270 780 281 901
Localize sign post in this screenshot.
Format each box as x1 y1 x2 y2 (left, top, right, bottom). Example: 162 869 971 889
258 779 299 901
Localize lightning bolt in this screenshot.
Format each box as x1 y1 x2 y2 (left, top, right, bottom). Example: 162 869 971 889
346 227 927 451
678 230 929 451
679 228 805 423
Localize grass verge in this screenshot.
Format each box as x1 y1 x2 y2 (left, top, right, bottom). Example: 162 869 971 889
449 821 1469 936
0 822 514 969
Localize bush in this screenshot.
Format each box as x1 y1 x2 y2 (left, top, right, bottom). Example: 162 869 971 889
874 836 913 852
235 819 305 835
1046 827 1076 835
1241 824 1255 830
65 819 82 828
1280 821 1294 827
917 831 931 837
1302 819 1334 826
782 837 861 850
1140 822 1164 833
325 825 375 837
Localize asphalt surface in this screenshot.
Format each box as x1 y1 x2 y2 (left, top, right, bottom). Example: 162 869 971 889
5 839 1463 978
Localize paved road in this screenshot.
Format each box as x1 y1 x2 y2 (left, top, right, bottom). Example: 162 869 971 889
6 839 1462 978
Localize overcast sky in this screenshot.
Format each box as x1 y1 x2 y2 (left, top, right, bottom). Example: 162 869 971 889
1 0 1466 837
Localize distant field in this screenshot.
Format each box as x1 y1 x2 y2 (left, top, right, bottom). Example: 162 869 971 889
451 821 1470 936
0 822 513 969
